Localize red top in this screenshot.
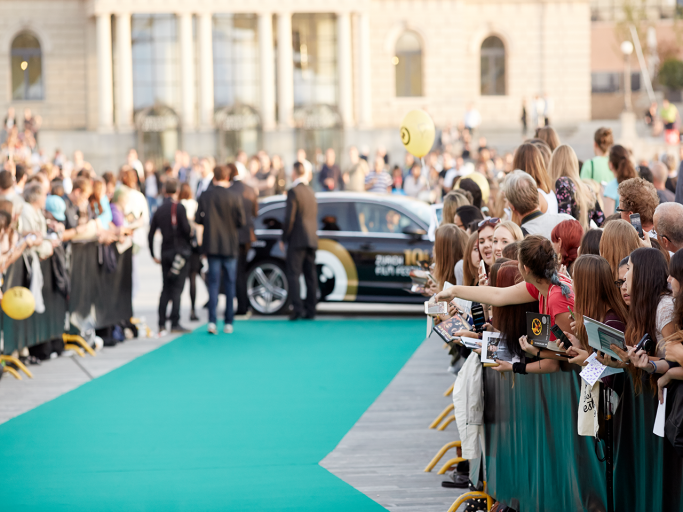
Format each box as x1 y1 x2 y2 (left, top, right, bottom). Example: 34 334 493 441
526 275 575 340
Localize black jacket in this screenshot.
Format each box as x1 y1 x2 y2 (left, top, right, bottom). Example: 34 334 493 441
196 185 246 257
148 197 192 259
283 182 318 250
229 180 258 245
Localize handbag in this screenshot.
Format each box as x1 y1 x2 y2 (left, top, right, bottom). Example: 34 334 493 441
578 379 599 437
665 380 683 456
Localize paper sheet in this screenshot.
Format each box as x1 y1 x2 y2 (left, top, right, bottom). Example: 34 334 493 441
579 353 624 387
580 353 606 386
654 388 667 437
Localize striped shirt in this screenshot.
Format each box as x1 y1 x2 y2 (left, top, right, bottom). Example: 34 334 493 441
365 171 392 193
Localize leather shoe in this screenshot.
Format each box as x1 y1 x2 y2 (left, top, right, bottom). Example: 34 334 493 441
441 473 470 489
302 313 315 320
289 312 301 321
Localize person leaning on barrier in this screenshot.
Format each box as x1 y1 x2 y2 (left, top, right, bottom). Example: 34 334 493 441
436 235 575 374
21 182 58 260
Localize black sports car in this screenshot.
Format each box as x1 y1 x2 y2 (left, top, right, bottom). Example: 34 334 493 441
245 192 435 315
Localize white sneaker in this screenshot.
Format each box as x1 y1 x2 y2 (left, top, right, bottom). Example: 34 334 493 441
208 323 217 335
223 324 233 334
158 329 168 338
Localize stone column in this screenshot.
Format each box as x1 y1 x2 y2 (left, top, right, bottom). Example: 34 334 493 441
357 12 372 127
198 12 214 129
96 13 114 130
179 13 196 130
115 12 134 130
276 12 294 128
337 12 353 127
258 13 276 130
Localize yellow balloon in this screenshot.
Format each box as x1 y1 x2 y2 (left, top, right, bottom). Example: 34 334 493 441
458 171 490 204
400 109 435 158
2 286 35 320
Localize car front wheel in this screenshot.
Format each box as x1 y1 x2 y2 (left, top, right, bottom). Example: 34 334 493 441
247 259 289 315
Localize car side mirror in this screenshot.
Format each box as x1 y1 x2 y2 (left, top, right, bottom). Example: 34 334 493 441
402 225 427 238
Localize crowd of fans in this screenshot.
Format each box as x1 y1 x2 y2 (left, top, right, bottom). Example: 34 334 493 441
407 124 683 501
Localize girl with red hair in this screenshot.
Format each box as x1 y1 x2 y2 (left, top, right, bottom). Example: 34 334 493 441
551 219 584 277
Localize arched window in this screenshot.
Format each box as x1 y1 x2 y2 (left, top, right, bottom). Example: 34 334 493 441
394 31 422 97
480 36 505 96
11 32 43 100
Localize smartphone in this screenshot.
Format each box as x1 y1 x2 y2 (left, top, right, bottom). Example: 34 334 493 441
550 324 572 350
567 306 575 321
479 260 487 278
630 213 643 239
471 302 486 333
425 301 448 316
635 333 654 354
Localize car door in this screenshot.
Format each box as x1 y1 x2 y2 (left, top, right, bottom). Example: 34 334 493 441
314 200 363 302
351 200 431 302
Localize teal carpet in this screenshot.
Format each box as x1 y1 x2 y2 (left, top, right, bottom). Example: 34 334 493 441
0 319 424 511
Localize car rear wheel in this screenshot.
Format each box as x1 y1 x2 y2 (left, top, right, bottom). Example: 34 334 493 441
247 259 289 315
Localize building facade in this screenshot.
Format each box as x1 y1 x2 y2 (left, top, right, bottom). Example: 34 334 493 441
0 0 591 170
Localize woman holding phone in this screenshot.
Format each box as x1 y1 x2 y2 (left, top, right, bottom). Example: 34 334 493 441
613 248 675 382
436 235 574 374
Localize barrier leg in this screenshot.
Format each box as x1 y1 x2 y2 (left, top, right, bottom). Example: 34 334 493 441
429 403 454 429
447 491 493 512
424 440 460 472
64 344 85 357
62 334 96 357
3 366 21 380
436 414 455 431
0 355 33 378
437 456 467 474
443 383 454 397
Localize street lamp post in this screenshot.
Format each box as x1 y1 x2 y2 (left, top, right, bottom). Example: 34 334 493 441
619 40 637 144
621 40 634 112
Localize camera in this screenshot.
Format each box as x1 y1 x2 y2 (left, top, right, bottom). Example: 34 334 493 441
635 333 654 354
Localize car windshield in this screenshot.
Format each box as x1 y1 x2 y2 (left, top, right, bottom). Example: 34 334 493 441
391 198 432 226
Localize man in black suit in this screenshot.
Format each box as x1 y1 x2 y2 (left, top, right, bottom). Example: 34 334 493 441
196 165 246 334
148 178 192 334
283 162 318 320
228 162 258 315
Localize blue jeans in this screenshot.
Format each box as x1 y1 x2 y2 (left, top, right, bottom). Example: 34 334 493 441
207 256 237 325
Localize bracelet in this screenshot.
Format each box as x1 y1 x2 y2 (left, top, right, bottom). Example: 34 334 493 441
647 360 657 374
512 362 528 375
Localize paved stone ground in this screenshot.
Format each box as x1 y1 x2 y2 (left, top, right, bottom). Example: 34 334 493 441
321 331 469 512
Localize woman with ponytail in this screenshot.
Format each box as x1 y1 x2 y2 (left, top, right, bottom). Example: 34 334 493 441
436 235 574 374
551 219 583 276
603 144 637 215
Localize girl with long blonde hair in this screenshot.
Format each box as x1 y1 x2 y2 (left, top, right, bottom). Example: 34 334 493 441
599 219 641 279
548 144 604 230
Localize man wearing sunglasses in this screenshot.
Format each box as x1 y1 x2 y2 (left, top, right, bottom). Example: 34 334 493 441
502 170 573 239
